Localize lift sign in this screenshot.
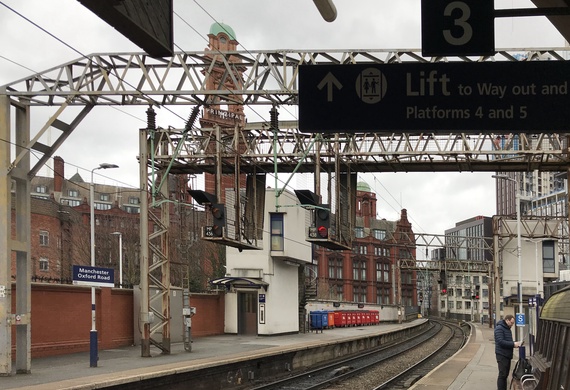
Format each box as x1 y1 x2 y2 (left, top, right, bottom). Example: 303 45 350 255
298 61 570 133
72 265 114 288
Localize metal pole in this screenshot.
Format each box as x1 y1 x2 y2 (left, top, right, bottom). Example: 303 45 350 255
516 188 523 342
89 168 98 368
111 232 123 288
90 163 118 367
119 233 123 288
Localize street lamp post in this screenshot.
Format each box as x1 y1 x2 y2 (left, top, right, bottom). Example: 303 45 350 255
90 163 118 367
492 174 523 343
111 232 123 288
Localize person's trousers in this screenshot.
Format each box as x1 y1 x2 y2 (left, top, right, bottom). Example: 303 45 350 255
496 354 512 390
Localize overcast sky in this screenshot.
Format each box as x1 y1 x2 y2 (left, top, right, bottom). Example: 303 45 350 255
0 0 566 238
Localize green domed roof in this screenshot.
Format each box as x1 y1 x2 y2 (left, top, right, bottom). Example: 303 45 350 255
357 181 371 192
209 22 236 41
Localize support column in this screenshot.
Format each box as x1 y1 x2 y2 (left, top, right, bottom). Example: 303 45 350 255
493 221 501 327
14 102 31 373
139 115 151 357
0 87 12 376
159 133 170 353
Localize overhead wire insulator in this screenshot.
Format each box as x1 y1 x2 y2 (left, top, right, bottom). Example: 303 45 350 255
270 107 279 131
184 106 201 134
146 106 156 130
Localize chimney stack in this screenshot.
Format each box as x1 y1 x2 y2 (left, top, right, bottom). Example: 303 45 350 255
54 156 64 192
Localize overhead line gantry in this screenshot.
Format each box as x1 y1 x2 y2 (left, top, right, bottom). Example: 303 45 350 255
2 47 569 372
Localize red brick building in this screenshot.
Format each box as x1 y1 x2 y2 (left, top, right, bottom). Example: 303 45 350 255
313 182 417 307
12 157 222 289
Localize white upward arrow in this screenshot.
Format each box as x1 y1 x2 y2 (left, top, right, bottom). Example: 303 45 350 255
317 72 343 102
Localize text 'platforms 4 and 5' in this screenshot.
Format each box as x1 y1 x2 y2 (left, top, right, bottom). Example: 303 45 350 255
298 61 570 133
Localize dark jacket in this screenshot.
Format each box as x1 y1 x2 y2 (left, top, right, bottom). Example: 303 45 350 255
494 320 515 359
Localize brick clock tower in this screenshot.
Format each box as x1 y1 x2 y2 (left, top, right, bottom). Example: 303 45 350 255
200 22 247 203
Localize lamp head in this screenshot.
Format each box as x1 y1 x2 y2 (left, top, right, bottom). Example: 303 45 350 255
313 0 337 22
99 163 119 169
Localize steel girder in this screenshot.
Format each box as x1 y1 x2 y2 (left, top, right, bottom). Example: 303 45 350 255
2 48 569 176
2 48 568 107
149 126 570 174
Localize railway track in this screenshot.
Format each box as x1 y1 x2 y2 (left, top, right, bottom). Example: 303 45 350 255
247 320 468 390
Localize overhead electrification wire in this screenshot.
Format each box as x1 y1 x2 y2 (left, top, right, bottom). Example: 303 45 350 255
174 0 419 233
2 1 419 241
178 3 425 229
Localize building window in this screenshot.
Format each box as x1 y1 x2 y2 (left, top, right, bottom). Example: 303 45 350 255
100 193 110 201
377 287 390 305
328 258 343 279
39 230 49 246
372 229 386 240
353 244 367 255
448 301 454 309
334 284 344 301
270 213 284 251
542 240 556 273
129 197 140 205
61 199 81 207
376 262 390 283
353 285 367 302
374 246 390 257
68 189 79 197
354 227 365 238
39 257 49 271
401 270 412 284
95 203 112 211
353 259 366 281
35 185 47 193
123 206 140 214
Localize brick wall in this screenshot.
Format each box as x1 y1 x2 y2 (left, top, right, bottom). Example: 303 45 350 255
11 284 225 358
189 293 225 337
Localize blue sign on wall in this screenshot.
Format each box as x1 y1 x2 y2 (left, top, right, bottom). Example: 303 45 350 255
72 265 115 288
516 313 526 327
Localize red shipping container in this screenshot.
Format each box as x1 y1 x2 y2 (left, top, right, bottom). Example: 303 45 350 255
334 311 347 327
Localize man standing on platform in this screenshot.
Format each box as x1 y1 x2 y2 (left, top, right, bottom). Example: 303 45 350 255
494 314 522 390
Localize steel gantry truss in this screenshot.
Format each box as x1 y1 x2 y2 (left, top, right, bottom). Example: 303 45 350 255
2 47 570 372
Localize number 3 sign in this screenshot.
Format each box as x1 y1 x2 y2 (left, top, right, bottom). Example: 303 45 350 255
421 0 495 56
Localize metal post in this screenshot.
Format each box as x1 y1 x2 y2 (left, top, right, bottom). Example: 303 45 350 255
111 232 123 287
89 170 97 368
118 233 122 287
90 163 118 367
493 174 523 340
515 186 523 343
140 121 151 358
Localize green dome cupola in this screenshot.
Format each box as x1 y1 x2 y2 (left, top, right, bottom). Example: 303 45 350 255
209 22 236 41
357 181 371 192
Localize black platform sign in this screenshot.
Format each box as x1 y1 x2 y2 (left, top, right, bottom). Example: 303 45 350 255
421 0 495 56
298 61 570 133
